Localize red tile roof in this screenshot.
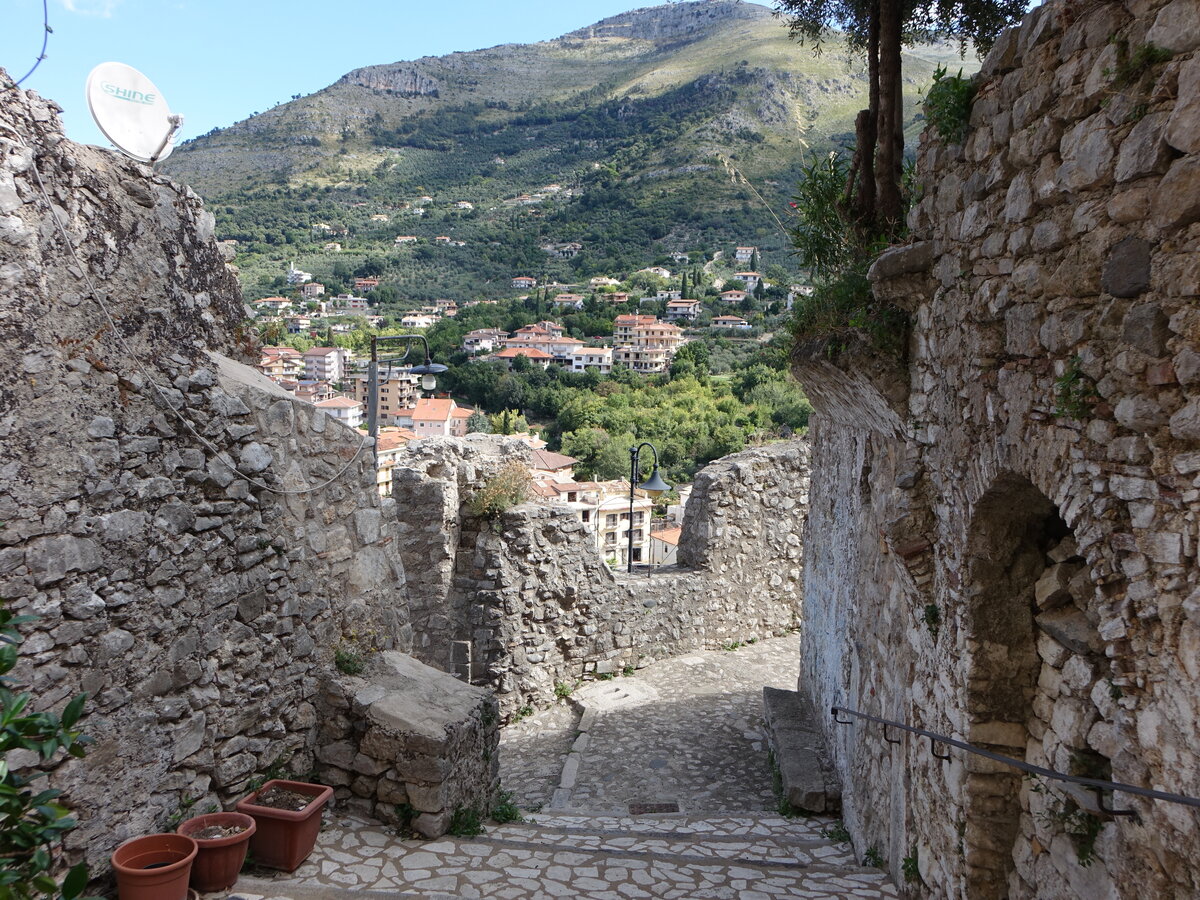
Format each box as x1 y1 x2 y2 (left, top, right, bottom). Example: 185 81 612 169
495 347 553 360
652 526 682 546
530 449 579 471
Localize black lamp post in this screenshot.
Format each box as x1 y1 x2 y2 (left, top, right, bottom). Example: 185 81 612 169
367 334 447 461
627 441 671 573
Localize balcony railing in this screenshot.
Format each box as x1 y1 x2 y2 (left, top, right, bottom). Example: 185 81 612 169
831 705 1200 817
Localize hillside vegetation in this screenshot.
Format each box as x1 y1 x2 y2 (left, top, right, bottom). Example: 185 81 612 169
163 1 976 301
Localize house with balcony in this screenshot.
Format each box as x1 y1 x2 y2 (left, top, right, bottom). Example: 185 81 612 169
734 246 757 264
257 347 304 380
733 272 763 292
720 289 749 303
665 299 702 321
712 315 751 330
649 526 682 566
570 346 613 374
511 276 538 289
552 293 585 311
463 328 508 354
612 316 684 374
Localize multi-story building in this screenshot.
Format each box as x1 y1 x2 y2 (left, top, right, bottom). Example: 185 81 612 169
257 347 304 380
350 371 420 427
665 299 702 321
734 246 757 264
612 317 684 374
720 289 748 303
503 333 585 364
734 271 763 292
570 347 613 374
511 276 538 289
303 347 351 384
374 427 419 498
551 293 585 311
530 477 654 566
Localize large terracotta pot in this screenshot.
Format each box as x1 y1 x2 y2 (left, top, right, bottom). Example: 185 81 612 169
111 833 196 900
235 779 333 872
176 811 256 891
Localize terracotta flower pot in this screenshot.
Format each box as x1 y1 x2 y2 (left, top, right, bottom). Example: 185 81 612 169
176 811 256 892
111 833 197 900
235 779 333 872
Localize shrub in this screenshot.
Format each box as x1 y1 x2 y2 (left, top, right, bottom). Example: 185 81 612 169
923 66 976 144
490 790 523 824
447 806 485 837
467 460 532 519
0 609 94 900
334 647 365 675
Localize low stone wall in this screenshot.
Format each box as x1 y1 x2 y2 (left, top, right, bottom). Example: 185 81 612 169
796 1 1200 895
315 653 499 837
393 438 809 716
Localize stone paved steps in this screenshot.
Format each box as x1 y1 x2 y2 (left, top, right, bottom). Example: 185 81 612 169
229 811 897 900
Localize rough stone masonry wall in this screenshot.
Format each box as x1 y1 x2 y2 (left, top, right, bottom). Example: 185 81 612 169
0 79 417 872
393 437 809 716
796 1 1200 897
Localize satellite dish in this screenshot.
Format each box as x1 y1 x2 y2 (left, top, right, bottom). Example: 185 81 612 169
85 62 183 163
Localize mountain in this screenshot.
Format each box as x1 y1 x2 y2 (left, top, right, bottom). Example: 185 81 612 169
163 1 975 303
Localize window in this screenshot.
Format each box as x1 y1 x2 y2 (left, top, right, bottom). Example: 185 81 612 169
632 548 642 562
604 533 615 545
582 510 591 523
633 512 644 525
568 493 577 503
606 514 617 527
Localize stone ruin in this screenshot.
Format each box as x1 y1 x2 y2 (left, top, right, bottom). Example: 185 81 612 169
793 0 1200 895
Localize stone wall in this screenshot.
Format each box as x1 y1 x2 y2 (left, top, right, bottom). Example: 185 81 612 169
393 437 809 715
795 1 1200 896
0 79 424 870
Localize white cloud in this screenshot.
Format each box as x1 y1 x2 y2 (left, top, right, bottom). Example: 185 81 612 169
60 0 123 17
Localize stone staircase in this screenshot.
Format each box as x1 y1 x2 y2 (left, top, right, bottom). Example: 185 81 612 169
228 809 898 900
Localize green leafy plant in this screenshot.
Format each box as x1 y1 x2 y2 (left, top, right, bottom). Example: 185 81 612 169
0 609 95 900
553 681 576 701
863 845 884 867
393 802 416 834
922 604 941 639
722 641 743 652
1106 39 1172 88
467 460 532 519
822 820 852 843
511 705 534 723
490 790 523 824
902 846 921 883
923 65 976 144
334 647 365 676
447 805 485 837
165 793 200 829
621 665 636 678
1054 356 1100 419
1029 779 1106 866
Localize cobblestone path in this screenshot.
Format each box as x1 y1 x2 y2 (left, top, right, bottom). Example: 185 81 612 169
218 635 899 899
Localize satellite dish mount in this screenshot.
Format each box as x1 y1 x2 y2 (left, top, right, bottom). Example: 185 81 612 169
85 62 183 164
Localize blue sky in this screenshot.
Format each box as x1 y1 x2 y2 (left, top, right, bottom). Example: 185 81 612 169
2 0 712 149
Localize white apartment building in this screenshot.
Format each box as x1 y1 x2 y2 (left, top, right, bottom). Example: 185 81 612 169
665 299 702 321
303 347 351 384
570 347 614 374
314 396 363 429
612 318 685 374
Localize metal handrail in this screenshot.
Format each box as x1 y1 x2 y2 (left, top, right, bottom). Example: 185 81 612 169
831 705 1200 815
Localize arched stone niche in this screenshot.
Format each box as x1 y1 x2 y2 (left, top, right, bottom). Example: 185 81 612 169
960 472 1115 899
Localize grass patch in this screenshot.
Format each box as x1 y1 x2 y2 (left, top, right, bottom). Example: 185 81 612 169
822 820 852 843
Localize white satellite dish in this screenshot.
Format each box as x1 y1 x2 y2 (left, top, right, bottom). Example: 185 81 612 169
86 62 183 163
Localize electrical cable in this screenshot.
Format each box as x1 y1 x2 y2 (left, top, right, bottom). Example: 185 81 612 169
0 91 371 496
14 0 51 87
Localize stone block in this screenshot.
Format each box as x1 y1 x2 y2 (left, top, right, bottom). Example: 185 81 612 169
1147 0 1200 54
1035 607 1099 656
763 687 839 813
413 809 451 839
1102 238 1152 298
1035 563 1080 610
1153 156 1200 229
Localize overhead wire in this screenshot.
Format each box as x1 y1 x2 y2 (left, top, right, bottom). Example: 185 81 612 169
14 0 51 87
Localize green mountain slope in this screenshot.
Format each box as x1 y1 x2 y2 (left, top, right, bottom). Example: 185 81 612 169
163 1 976 303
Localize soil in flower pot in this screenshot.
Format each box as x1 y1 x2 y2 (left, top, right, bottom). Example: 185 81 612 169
177 811 256 892
236 779 333 872
111 833 197 900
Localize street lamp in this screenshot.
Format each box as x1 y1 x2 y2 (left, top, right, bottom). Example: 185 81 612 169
628 441 671 573
367 333 447 457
